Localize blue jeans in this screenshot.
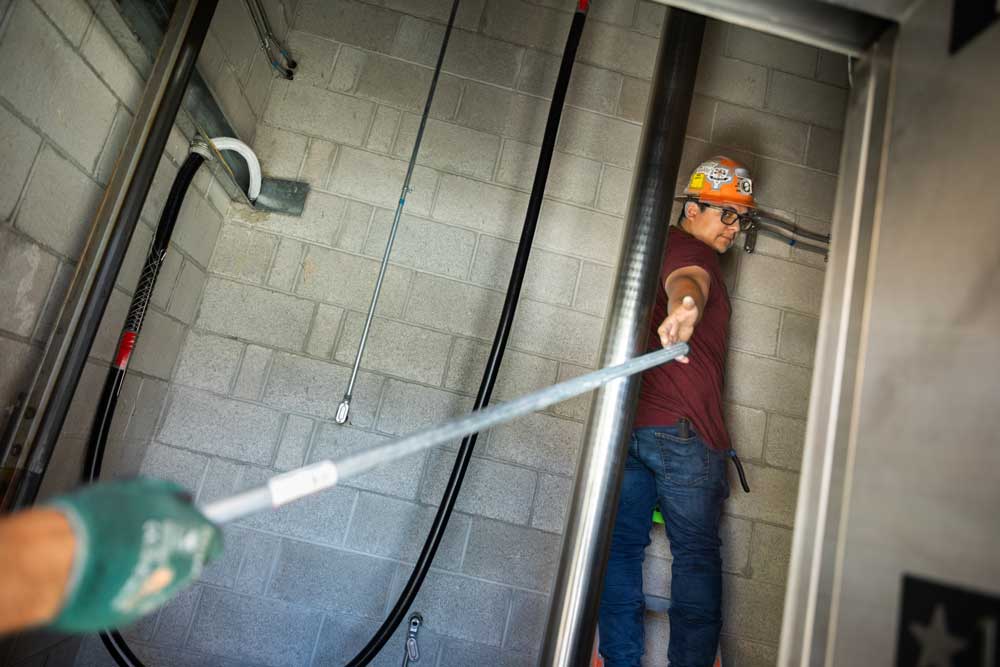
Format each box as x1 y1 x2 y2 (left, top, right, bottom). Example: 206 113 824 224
598 425 729 667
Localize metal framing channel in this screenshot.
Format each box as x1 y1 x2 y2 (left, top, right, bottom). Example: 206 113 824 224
649 0 891 57
539 8 705 664
0 0 220 509
778 27 897 666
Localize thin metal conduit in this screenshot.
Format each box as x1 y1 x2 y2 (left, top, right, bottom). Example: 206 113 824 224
540 8 706 664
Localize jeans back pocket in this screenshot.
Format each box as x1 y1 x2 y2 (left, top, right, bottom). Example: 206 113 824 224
655 431 711 487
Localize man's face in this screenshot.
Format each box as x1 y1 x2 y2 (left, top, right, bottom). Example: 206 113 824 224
684 201 749 253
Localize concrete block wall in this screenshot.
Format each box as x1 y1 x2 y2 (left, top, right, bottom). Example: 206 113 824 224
1 0 844 665
0 0 276 663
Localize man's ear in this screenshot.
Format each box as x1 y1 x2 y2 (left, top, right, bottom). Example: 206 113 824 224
683 200 701 221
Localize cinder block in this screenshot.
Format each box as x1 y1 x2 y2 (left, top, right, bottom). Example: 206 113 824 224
297 245 412 317
518 52 623 116
173 194 223 268
355 52 462 119
725 402 766 460
295 0 399 54
778 311 819 366
588 0 638 26
537 199 622 264
0 106 41 221
644 554 671 598
719 635 780 667
722 573 786 644
197 277 314 350
727 26 819 77
438 638 536 666
301 138 338 188
201 524 247 589
35 0 91 45
344 492 468 570
272 414 314 471
129 309 186 380
125 377 168 441
0 229 58 337
725 351 813 417
284 30 339 89
509 298 604 367
376 378 471 436
463 517 560 591
0 2 117 168
205 62 257 144
726 461 799 527
329 146 436 216
443 28 534 87
420 450 536 525
736 253 825 316
765 413 806 471
766 71 848 130
456 82 534 141
618 76 650 123
15 146 102 260
232 345 272 400
364 210 476 280
388 569 512 646
140 156 178 226
750 522 793 586
404 273 505 340
329 45 366 93
174 331 243 393
305 303 344 359
596 165 632 216
58 361 103 437
229 191 349 247
196 457 246 504
729 298 781 356
816 51 850 88
721 514 754 575
233 530 281 596
643 611 671 667
264 80 375 146
532 473 572 533
635 1 665 37
470 234 580 306
139 442 209 492
166 260 205 324
578 20 657 79
252 124 308 179
575 261 614 316
149 583 201 647
489 412 584 476
497 141 601 206
394 116 500 181
556 107 641 169
187 587 323 666
267 237 303 292
366 105 401 154
268 540 395 617
313 610 445 667
238 467 357 545
695 56 767 109
243 52 275 119
158 387 282 464
262 352 382 427
505 590 547 654
311 423 423 499
712 102 809 163
335 312 452 385
445 337 558 401
335 200 375 253
380 0 484 29
483 0 570 53
432 173 530 239
551 362 593 422
81 18 143 110
806 126 842 173
209 0 258 79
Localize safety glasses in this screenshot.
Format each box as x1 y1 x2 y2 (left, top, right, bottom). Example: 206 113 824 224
700 202 755 231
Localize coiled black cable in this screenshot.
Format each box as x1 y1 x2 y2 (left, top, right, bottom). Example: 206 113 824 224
83 153 205 667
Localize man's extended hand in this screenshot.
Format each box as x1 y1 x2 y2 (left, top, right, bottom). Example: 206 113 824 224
657 295 699 363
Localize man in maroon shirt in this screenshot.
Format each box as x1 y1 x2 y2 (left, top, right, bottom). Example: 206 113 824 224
599 157 756 667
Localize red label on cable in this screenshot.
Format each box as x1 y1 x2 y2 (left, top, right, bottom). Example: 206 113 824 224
578 0 590 11
113 331 137 370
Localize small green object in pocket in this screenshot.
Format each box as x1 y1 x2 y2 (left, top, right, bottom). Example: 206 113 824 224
652 508 664 525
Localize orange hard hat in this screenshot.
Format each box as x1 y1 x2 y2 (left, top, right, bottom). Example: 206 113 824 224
677 156 755 209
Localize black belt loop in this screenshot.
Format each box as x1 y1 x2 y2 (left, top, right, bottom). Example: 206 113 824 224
677 417 691 439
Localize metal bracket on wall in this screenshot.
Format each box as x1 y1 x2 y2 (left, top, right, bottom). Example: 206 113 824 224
110 0 309 216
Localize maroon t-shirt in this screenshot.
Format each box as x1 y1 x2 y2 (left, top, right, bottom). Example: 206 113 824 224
634 225 732 452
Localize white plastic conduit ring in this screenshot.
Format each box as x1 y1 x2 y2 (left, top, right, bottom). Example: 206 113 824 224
210 136 262 202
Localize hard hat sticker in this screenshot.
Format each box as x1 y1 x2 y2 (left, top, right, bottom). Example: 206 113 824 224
689 173 706 189
737 177 753 195
707 166 733 190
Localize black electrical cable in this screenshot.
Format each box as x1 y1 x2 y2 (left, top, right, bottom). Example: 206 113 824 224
82 152 206 667
344 4 591 665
